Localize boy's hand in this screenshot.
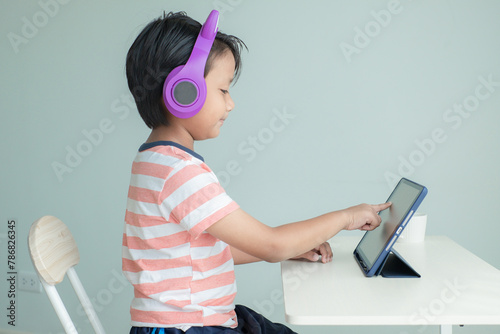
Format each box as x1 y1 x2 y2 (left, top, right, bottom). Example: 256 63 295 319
291 242 332 263
343 202 392 231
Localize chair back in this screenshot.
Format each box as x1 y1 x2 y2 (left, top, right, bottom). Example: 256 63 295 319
29 215 80 285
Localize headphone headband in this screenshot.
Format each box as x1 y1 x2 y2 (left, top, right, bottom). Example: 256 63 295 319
163 10 219 119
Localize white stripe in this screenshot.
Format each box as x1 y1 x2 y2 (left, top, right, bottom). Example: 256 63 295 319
131 296 191 312
191 283 237 305
137 149 183 167
192 258 234 281
190 241 228 260
123 243 189 261
124 222 185 241
123 266 192 285
154 289 193 304
137 149 190 183
202 304 236 318
127 197 163 217
163 173 218 215
129 173 164 192
180 193 233 230
218 316 236 328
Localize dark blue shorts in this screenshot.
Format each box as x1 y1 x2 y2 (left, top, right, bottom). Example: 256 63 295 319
129 305 297 334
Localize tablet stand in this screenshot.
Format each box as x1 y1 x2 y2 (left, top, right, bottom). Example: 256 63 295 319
376 249 420 278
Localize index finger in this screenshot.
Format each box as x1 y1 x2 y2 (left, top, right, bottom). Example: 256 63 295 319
372 202 391 213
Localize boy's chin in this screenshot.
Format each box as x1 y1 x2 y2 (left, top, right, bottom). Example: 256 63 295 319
195 131 220 141
209 132 221 139
209 127 222 138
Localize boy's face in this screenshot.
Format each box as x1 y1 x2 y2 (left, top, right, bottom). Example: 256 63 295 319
181 50 236 140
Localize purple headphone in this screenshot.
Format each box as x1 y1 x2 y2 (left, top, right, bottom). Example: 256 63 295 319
163 10 219 119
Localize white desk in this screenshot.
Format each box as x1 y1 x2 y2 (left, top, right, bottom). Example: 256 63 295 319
281 236 500 334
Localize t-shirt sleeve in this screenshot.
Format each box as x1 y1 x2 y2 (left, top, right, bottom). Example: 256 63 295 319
159 161 239 238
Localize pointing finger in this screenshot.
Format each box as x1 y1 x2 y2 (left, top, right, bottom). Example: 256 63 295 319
373 202 391 213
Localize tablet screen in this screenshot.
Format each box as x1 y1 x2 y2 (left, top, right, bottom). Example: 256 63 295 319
356 179 424 269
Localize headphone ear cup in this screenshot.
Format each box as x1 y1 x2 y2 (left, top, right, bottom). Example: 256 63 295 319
173 80 198 106
163 65 207 119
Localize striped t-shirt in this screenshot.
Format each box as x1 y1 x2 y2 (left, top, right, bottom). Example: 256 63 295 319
122 141 240 330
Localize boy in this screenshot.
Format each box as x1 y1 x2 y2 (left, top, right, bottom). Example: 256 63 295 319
123 10 390 334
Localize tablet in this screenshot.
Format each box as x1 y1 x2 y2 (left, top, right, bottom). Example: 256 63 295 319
353 178 427 277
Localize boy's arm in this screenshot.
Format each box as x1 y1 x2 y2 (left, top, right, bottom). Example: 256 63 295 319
230 243 333 265
230 246 263 265
207 203 390 263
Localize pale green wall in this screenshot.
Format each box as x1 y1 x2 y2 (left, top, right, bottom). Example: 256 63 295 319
1 0 499 333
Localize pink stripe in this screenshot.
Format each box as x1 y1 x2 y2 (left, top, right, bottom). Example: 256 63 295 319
132 276 192 296
190 201 239 238
125 210 166 227
124 231 190 250
171 183 226 222
190 233 217 247
123 255 191 273
128 185 160 204
131 308 203 326
134 289 191 309
191 270 235 294
132 161 173 179
159 164 208 202
199 292 237 307
192 247 232 273
203 311 237 327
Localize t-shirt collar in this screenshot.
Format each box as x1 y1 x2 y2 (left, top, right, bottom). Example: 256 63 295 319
138 141 204 162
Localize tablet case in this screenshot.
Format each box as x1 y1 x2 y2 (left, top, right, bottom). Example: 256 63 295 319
375 249 420 278
353 178 427 278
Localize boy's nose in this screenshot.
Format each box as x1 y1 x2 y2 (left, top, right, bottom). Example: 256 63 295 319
226 94 235 112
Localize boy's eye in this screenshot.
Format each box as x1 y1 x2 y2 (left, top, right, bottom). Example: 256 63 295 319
220 89 229 94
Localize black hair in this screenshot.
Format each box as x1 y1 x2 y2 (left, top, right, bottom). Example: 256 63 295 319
126 11 247 129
